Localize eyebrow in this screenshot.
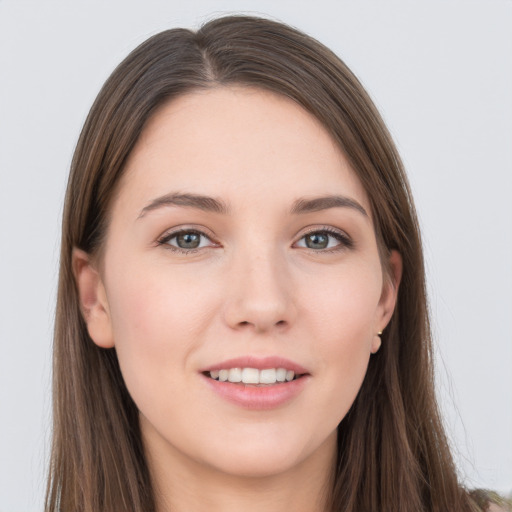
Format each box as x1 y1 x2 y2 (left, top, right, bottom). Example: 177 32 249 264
138 192 230 218
137 192 368 219
290 195 368 217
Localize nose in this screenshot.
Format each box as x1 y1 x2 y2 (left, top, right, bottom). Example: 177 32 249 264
222 248 297 334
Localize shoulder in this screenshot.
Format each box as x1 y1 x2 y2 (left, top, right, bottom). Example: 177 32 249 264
469 489 512 512
489 505 510 512
488 504 511 512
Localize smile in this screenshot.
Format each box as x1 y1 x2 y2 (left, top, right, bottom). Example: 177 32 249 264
207 367 300 385
201 357 310 409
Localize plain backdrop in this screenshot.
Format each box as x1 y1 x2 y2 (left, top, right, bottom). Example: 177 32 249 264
0 1 511 510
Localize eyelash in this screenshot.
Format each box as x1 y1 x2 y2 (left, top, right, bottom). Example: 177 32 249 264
299 226 353 253
157 229 216 255
156 226 353 255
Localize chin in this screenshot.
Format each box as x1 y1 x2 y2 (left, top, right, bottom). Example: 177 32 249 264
205 445 308 479
198 428 337 480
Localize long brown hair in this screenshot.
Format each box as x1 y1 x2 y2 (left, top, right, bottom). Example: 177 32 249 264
46 15 483 512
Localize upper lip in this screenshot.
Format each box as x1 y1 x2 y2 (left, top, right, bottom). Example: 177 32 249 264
200 356 309 375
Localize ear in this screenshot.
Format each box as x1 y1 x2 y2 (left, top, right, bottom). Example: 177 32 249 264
72 248 114 348
372 250 402 353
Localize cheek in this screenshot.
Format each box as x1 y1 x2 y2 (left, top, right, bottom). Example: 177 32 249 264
104 260 219 403
306 262 382 345
301 264 382 411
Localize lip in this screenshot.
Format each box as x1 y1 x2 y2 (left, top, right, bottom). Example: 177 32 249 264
200 356 309 374
200 356 310 410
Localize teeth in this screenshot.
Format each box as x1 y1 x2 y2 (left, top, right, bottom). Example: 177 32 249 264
209 367 298 384
228 368 242 383
259 368 277 384
276 368 287 382
242 368 259 384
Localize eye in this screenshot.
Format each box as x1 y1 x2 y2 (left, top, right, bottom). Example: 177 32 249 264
157 229 217 253
295 228 352 252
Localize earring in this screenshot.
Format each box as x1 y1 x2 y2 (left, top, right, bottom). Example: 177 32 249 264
372 331 383 353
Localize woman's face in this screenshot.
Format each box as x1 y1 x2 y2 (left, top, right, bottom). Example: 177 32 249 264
76 86 400 479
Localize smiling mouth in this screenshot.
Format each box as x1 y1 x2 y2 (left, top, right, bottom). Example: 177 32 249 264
203 367 305 385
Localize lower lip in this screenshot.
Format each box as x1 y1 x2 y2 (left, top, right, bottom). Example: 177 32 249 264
201 374 309 410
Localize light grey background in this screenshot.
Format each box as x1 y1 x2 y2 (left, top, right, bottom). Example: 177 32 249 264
0 1 511 510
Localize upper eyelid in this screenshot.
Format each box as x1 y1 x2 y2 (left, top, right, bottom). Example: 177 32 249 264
157 225 217 242
296 225 351 242
157 225 351 249
158 224 348 237
299 225 347 236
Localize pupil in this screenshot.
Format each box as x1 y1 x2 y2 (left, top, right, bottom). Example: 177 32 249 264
177 232 200 249
306 233 328 249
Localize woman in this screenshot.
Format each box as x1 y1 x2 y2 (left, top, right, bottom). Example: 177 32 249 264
45 15 510 512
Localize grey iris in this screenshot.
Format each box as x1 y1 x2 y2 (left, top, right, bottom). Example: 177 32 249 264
306 233 328 249
177 232 201 249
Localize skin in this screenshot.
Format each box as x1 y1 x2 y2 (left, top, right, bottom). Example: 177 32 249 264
74 86 402 512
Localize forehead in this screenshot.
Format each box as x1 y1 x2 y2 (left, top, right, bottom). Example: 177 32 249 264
117 86 371 216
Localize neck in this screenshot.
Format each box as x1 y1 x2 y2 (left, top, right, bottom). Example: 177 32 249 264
143 422 337 512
